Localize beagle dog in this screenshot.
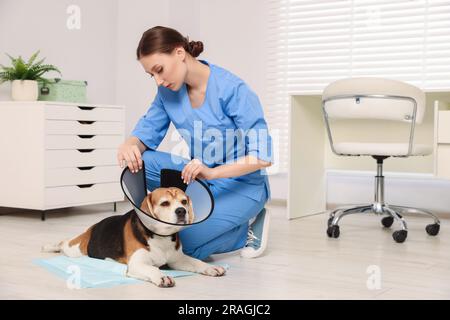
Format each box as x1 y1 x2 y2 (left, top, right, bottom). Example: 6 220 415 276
42 187 226 287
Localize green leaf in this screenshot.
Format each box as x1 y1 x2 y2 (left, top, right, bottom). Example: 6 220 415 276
33 57 46 67
32 64 62 78
26 50 40 68
6 53 17 64
0 51 62 83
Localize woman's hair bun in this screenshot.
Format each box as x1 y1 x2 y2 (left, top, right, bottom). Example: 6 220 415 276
186 38 204 58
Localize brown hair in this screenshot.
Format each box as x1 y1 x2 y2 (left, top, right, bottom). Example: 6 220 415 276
136 26 204 59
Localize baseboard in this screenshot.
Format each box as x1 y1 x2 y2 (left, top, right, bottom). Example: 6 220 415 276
267 198 287 207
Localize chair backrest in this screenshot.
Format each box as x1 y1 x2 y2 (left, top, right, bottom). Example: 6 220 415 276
322 77 426 124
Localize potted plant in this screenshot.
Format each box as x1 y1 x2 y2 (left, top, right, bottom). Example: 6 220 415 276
0 50 61 101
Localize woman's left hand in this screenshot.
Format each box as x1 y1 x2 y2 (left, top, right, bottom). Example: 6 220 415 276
181 159 216 184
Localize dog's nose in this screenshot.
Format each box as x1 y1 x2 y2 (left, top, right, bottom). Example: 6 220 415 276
175 207 186 218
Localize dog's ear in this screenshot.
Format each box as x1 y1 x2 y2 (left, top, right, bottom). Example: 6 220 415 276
186 196 194 224
140 192 157 218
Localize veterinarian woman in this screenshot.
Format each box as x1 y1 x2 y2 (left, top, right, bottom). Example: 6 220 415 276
117 26 273 260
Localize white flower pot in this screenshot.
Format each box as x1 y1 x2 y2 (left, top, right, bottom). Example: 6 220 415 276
11 80 38 101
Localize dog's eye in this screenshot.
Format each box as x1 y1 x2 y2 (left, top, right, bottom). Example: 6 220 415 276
181 199 188 205
160 201 170 207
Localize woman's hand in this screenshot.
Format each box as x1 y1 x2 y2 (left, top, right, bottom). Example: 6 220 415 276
181 159 216 184
117 137 144 173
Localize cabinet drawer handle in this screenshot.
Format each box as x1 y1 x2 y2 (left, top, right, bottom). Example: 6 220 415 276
77 184 94 188
78 120 96 125
77 166 94 170
78 135 95 139
77 149 94 153
78 106 95 110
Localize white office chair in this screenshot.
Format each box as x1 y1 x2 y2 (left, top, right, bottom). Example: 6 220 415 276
322 77 440 243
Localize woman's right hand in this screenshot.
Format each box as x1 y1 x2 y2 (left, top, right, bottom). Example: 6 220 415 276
117 137 144 173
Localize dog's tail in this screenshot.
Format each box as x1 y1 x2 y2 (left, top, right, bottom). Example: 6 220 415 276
41 241 64 253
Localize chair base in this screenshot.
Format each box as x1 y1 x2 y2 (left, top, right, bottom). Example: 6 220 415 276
326 203 441 243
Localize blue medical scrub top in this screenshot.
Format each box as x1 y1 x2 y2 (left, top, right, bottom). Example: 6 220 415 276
132 60 273 202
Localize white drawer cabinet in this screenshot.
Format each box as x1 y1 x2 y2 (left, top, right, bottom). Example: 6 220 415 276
0 101 125 218
45 120 124 135
45 166 122 187
46 135 123 149
45 149 118 168
45 183 123 208
45 104 123 121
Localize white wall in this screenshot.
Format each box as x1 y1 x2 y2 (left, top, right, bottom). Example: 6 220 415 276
176 0 285 199
116 0 287 199
0 0 286 200
115 0 170 140
113 0 289 198
1 1 448 206
0 0 118 104
115 0 269 134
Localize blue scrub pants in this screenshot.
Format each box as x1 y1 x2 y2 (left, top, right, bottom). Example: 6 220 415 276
142 150 268 260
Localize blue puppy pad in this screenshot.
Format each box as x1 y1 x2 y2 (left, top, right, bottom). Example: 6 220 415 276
34 256 139 288
33 256 229 289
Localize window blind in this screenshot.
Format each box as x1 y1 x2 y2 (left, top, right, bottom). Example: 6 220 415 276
266 0 450 174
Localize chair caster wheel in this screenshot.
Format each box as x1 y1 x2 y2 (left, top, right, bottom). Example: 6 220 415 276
392 230 407 243
381 216 394 228
425 223 440 236
327 217 333 227
327 225 340 238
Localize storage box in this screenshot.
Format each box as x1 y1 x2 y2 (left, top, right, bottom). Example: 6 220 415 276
38 78 87 103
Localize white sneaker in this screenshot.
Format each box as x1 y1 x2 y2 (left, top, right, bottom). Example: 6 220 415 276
240 208 270 258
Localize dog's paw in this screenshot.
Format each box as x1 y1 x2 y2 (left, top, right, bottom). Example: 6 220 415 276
202 265 226 277
158 276 176 288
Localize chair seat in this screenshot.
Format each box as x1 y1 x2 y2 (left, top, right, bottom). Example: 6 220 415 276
322 77 426 123
333 142 432 156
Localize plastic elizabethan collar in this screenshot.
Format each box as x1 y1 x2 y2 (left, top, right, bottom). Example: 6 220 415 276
120 164 214 236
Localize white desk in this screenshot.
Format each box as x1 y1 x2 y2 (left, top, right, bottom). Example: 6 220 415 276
287 91 450 219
